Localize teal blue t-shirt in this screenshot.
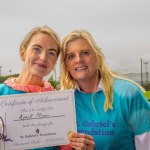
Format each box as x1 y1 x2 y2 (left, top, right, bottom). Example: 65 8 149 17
0 83 59 150
75 79 150 150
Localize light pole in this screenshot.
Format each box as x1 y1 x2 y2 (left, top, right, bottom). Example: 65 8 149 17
9 69 12 75
0 66 3 76
144 62 148 83
141 58 143 86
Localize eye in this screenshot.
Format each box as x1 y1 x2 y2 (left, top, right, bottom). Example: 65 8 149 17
81 50 90 56
48 50 57 57
66 54 75 60
32 47 41 53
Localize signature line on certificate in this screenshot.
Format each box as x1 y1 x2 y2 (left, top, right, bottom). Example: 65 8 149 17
13 113 65 121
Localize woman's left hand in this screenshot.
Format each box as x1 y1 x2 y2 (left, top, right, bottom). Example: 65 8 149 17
68 132 95 150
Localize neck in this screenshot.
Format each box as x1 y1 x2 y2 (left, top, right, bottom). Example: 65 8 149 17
77 74 100 94
15 72 44 87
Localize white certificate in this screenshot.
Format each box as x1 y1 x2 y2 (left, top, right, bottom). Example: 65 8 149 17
0 90 77 150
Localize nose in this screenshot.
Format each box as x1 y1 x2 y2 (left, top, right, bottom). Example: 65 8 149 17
74 54 82 64
40 51 47 62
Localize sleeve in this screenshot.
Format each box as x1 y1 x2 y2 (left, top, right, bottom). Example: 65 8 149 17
134 131 150 150
127 88 150 135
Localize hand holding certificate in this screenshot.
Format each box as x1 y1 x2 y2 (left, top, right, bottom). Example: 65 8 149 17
0 90 76 150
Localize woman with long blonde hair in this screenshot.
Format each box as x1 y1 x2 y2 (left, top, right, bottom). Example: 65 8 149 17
60 30 150 150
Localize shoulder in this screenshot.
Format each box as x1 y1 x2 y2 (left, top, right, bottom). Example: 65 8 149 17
0 83 10 90
112 78 146 103
0 83 12 95
0 83 25 95
113 78 141 94
113 79 149 108
113 78 139 90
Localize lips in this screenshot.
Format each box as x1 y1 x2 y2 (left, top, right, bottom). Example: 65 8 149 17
75 66 88 71
36 63 47 68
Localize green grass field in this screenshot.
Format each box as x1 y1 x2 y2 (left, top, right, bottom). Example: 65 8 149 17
145 91 150 101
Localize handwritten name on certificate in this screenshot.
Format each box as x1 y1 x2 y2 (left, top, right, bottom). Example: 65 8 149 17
0 90 77 150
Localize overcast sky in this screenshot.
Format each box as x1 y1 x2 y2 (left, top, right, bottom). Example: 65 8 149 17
0 0 150 79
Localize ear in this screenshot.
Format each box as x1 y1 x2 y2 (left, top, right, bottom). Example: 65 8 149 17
20 48 26 61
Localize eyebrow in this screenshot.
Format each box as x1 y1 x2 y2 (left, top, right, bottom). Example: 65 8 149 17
66 49 91 55
32 44 43 50
65 52 74 55
32 44 58 54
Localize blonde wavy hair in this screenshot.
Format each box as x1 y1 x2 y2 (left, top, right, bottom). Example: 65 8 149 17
60 30 144 111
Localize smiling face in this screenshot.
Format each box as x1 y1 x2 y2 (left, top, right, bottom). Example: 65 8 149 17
21 33 58 78
65 38 98 84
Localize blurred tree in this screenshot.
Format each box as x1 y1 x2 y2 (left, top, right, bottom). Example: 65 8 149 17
48 75 60 90
0 74 19 84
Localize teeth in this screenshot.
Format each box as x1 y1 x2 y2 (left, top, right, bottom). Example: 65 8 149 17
75 66 87 71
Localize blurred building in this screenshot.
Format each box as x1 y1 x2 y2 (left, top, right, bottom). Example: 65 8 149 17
122 72 150 90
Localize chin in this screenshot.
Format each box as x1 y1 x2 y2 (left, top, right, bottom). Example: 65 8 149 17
74 76 87 82
32 69 50 78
